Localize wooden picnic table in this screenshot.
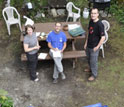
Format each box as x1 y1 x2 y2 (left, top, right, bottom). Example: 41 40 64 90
20 22 86 68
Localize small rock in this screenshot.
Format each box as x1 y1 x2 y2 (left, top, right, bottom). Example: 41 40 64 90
41 13 45 18
57 9 65 16
108 14 112 17
101 12 107 17
14 88 19 91
35 12 42 18
51 8 58 17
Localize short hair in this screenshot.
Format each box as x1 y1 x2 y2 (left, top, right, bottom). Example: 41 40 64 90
25 24 35 34
91 8 99 14
55 22 62 26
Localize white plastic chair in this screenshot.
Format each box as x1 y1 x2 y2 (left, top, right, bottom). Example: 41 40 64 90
100 31 108 58
100 20 110 58
102 20 110 31
100 22 110 58
66 2 81 22
23 16 34 26
2 6 22 35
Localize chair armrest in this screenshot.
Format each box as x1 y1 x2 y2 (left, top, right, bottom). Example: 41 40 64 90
2 9 8 21
73 5 81 14
13 7 20 19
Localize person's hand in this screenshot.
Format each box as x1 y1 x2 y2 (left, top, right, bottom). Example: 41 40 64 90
54 48 59 51
34 46 40 50
93 46 99 52
37 45 41 50
60 49 64 53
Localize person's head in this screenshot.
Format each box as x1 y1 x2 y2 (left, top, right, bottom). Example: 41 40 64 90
91 8 99 21
54 22 62 32
25 24 35 35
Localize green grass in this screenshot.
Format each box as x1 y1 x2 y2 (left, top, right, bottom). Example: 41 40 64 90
79 16 124 107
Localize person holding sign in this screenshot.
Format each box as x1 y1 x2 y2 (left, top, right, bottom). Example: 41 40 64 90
46 22 67 83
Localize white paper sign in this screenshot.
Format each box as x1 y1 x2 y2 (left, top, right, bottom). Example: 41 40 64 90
38 53 47 59
50 49 61 57
68 24 80 30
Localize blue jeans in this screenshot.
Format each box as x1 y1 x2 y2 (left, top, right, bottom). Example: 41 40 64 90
86 47 100 77
26 53 38 80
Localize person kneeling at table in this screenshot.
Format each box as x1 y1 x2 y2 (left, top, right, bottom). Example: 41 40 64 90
23 25 40 82
46 22 67 83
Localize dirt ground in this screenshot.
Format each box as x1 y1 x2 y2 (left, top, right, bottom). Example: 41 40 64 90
0 42 90 107
0 32 90 107
0 20 124 107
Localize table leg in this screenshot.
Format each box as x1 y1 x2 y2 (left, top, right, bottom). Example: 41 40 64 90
72 39 76 51
73 58 76 69
72 39 77 68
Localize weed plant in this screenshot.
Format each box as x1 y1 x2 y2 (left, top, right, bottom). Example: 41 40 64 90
110 0 124 32
0 89 14 107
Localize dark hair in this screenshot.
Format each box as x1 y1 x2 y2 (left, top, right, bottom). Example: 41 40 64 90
25 24 35 34
91 8 99 14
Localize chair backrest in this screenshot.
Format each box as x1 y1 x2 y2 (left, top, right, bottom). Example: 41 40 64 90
2 6 20 21
102 20 110 31
66 2 73 13
66 2 80 15
23 16 34 26
103 30 108 44
101 20 109 44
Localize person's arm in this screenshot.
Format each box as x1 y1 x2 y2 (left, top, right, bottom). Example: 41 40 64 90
47 33 58 51
93 36 105 52
94 21 105 52
37 41 39 46
61 42 67 52
84 34 88 50
60 32 67 52
48 42 59 51
37 41 40 47
48 42 53 50
23 44 40 52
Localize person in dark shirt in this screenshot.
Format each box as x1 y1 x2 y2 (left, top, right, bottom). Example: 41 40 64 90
84 8 105 81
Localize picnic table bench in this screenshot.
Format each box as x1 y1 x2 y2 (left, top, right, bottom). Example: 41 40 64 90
20 22 86 68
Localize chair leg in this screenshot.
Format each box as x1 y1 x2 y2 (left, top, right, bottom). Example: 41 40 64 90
7 24 11 35
73 18 75 22
66 16 69 22
102 47 105 58
18 22 22 32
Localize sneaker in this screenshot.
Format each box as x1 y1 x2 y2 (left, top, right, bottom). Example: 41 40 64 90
53 79 58 84
36 72 39 76
34 78 39 82
61 72 66 80
88 76 96 82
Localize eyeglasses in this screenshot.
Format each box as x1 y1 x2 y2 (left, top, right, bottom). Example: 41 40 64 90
91 12 98 15
55 25 61 27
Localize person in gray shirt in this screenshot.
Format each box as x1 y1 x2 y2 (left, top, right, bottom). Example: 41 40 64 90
23 25 40 81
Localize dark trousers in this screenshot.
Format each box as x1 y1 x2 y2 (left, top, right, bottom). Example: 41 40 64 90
86 47 100 77
26 53 38 80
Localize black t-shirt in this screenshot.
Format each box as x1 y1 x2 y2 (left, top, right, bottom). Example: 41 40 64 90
87 19 105 49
